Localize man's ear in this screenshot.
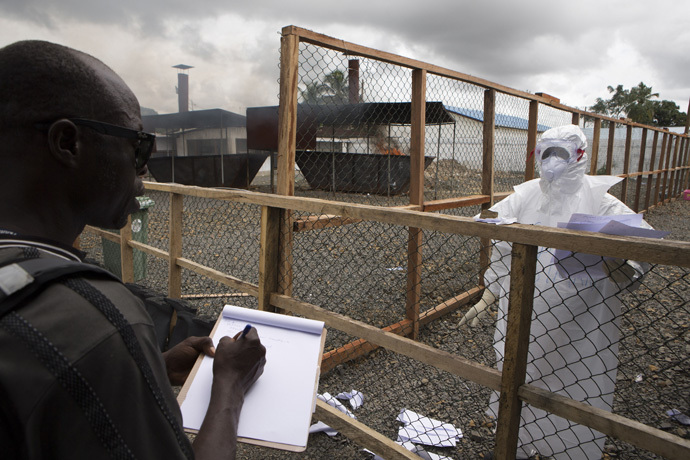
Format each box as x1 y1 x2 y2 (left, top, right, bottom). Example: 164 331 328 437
47 119 81 167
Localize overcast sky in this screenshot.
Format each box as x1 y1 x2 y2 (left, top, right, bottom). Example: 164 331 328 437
1 0 688 117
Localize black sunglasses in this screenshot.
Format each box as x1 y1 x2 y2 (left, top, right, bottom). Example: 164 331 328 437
35 118 155 169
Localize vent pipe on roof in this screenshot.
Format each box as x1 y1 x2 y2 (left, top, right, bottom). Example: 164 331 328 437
173 64 194 113
177 73 189 113
348 59 360 104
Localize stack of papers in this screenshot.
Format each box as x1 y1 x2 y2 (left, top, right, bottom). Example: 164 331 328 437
553 213 669 278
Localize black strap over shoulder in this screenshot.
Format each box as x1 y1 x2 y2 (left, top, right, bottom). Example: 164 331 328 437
0 257 119 318
0 256 194 459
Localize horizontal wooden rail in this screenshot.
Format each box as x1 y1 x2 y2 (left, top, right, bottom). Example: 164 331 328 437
519 385 690 460
144 183 690 268
283 25 690 134
176 257 260 298
321 286 483 372
129 240 169 260
85 226 120 243
423 192 511 212
271 292 502 391
314 400 419 460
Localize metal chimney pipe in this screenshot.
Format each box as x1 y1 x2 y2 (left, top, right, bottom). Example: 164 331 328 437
178 73 189 113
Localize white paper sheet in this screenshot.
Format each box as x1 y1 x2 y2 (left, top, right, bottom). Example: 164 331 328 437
180 305 325 449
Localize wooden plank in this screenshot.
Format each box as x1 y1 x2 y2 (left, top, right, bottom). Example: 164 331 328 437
314 400 420 460
271 293 503 391
409 68 426 207
143 182 690 267
525 100 539 181
654 132 668 206
176 257 259 298
277 30 300 298
519 385 690 460
480 89 496 286
606 121 616 175
494 243 538 460
129 240 169 259
277 31 299 197
590 119 602 176
405 68 426 340
571 112 580 125
293 215 362 232
644 130 659 211
482 89 496 206
669 135 681 197
120 215 134 283
258 206 281 312
661 133 674 202
634 128 648 212
423 192 511 212
83 225 120 243
621 124 633 204
169 193 183 299
321 319 412 373
320 287 483 373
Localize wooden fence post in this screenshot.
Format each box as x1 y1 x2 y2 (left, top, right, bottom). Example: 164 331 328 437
494 243 538 460
644 130 659 211
120 215 134 283
590 118 601 176
479 89 496 287
606 121 616 175
277 28 300 299
634 128 648 213
169 192 183 299
669 135 680 198
525 100 538 182
654 132 668 207
259 206 281 312
661 132 673 203
405 68 426 340
621 124 633 205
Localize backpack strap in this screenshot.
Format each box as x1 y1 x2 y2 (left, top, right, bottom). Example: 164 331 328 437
0 257 119 318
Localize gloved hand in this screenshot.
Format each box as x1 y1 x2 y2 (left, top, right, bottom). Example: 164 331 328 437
459 289 496 327
602 258 637 285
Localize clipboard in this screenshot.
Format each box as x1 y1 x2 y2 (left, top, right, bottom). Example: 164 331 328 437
177 305 327 452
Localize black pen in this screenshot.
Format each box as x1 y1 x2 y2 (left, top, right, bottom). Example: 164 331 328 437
239 324 252 339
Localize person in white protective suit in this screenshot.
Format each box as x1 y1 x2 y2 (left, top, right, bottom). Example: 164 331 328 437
460 125 650 460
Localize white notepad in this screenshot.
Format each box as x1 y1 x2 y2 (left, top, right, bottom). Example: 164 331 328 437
177 305 326 452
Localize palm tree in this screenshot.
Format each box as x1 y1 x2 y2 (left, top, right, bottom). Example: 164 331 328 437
298 70 349 104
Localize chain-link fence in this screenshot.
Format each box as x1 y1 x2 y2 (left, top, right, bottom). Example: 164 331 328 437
78 26 690 460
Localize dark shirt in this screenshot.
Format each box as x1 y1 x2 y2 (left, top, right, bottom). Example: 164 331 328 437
0 236 193 459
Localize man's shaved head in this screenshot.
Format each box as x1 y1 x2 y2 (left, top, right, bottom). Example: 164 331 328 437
0 40 135 130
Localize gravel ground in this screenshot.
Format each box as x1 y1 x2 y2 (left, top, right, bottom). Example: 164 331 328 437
79 190 690 460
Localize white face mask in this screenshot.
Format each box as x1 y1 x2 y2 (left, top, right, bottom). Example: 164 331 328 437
540 155 568 182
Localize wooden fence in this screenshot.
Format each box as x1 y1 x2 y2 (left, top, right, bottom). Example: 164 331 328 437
83 25 690 460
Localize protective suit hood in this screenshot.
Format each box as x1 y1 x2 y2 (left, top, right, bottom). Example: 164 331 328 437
536 125 590 221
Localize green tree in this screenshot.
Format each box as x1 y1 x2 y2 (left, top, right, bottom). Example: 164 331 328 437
589 82 687 126
298 70 349 104
652 100 687 127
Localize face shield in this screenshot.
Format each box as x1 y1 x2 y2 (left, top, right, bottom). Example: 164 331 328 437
536 139 585 182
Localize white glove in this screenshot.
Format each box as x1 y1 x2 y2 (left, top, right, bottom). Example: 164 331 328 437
459 289 496 327
602 258 637 285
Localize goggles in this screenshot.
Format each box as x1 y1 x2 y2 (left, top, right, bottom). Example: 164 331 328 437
534 139 584 163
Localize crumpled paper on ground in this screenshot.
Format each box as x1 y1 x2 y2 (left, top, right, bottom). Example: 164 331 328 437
396 408 462 448
309 391 358 436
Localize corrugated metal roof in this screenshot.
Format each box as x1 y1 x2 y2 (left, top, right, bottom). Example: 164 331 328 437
444 105 551 132
143 108 246 131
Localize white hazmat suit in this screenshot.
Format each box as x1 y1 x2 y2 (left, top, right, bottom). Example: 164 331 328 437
467 125 649 459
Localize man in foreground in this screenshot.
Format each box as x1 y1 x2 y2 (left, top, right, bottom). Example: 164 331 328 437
0 40 265 459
